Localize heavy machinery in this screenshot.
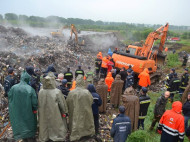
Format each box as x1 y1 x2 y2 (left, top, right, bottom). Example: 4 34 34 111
50 26 65 37
70 24 85 46
112 23 169 83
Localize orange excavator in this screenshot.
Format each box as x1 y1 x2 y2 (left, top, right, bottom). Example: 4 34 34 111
112 23 169 82
70 24 85 46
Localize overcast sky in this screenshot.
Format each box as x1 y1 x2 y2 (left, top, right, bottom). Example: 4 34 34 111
1 0 190 26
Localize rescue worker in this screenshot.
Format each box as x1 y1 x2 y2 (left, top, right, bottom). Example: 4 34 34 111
157 101 185 142
125 70 134 89
169 73 180 102
138 87 150 130
58 79 70 99
179 68 189 96
127 65 134 77
101 55 109 78
137 68 151 93
38 73 68 142
96 78 108 113
182 53 188 66
44 64 57 77
86 66 94 85
87 84 102 135
107 58 114 73
95 53 102 77
110 106 131 142
165 68 175 91
122 87 139 131
110 74 124 108
113 47 118 53
182 92 190 131
4 67 16 97
75 65 84 78
64 67 73 89
111 68 117 79
105 72 114 94
119 67 127 92
150 91 170 130
8 71 38 141
66 75 95 141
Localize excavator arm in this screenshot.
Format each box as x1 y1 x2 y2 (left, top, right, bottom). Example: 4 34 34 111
159 23 169 52
70 24 78 44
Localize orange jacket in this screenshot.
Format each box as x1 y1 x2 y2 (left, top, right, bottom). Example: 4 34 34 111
158 101 185 141
70 80 76 91
138 68 151 87
97 52 103 60
105 72 114 92
101 57 109 68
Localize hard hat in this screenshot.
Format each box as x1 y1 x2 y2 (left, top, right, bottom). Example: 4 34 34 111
8 68 14 74
62 79 67 85
119 106 125 113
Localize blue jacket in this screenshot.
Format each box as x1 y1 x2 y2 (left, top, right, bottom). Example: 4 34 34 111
111 114 131 142
125 74 134 89
87 84 102 115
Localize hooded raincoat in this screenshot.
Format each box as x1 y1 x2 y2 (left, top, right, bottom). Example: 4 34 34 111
38 74 68 142
122 87 139 131
138 68 151 87
110 74 124 107
66 75 95 141
8 71 38 140
96 79 108 113
105 72 114 92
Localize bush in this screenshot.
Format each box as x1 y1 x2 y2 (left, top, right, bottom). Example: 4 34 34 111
127 130 148 142
166 53 181 67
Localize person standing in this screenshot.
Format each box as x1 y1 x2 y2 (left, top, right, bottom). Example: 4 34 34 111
169 73 180 102
125 70 134 89
4 67 16 97
157 101 185 142
110 74 124 108
137 68 151 93
122 87 139 131
105 72 114 93
87 84 102 135
96 78 108 113
64 67 73 89
119 67 127 91
179 68 189 96
101 55 109 78
38 74 68 142
182 53 188 67
58 79 70 99
75 65 84 78
95 53 102 77
8 71 38 141
138 87 150 130
86 66 94 85
66 75 95 141
165 68 175 91
110 106 131 142
182 92 190 131
107 58 114 73
150 91 170 130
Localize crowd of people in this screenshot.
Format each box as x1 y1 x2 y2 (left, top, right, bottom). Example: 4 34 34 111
2 51 190 142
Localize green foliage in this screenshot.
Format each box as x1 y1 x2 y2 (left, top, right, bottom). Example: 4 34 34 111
127 130 148 142
181 32 190 39
0 14 3 20
5 13 18 21
166 53 181 67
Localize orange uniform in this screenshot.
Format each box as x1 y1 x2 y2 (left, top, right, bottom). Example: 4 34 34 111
70 80 76 91
158 101 185 142
101 57 109 69
105 72 114 92
138 68 151 87
97 52 103 60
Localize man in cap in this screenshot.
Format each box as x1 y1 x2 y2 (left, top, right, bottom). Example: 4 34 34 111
4 67 16 97
64 67 73 89
182 53 188 67
138 87 150 130
111 106 131 142
85 67 94 85
75 65 84 79
125 69 134 89
179 68 189 96
26 66 38 92
58 79 70 99
165 68 175 91
95 53 102 77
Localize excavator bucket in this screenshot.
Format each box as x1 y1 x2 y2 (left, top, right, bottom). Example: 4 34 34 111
157 52 166 66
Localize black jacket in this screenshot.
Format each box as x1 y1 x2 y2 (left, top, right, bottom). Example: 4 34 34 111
58 85 70 99
183 100 190 117
169 77 180 92
125 74 134 89
64 71 73 83
180 73 189 88
4 75 15 97
139 94 150 119
75 69 84 78
119 71 127 81
95 58 102 69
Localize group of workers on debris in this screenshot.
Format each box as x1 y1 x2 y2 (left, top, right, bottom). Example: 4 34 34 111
1 49 189 142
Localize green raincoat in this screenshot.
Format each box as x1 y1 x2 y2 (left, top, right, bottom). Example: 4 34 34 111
38 74 68 142
66 75 95 141
8 71 38 140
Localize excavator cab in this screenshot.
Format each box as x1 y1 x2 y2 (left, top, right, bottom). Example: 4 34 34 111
127 45 142 56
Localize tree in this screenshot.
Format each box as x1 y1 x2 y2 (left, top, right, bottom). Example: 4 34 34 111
0 14 3 20
5 13 18 21
19 15 28 21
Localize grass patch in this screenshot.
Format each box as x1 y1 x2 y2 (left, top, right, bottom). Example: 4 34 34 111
166 53 181 67
177 40 190 46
